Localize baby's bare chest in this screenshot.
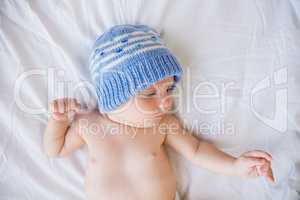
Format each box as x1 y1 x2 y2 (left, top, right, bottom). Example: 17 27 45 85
79 116 166 160
84 123 169 182
79 114 175 198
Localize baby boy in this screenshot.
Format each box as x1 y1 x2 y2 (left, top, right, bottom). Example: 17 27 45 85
44 25 274 200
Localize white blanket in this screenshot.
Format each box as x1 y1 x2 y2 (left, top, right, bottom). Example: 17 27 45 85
0 0 299 199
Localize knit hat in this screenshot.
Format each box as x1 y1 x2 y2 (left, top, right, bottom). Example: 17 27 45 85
89 24 183 113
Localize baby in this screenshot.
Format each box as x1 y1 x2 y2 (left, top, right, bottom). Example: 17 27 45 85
44 25 274 200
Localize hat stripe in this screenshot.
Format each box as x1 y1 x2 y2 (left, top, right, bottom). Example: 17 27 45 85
91 44 167 75
96 34 158 58
94 39 162 67
90 31 147 62
94 30 156 51
105 44 168 69
95 32 156 53
90 38 162 70
94 31 143 49
91 42 162 74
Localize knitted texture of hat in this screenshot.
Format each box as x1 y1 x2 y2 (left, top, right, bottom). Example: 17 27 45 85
89 24 182 113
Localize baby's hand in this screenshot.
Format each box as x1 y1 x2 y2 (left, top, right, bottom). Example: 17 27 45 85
233 150 275 183
50 98 81 122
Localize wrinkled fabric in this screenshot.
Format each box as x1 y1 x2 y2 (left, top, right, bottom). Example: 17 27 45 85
0 0 299 200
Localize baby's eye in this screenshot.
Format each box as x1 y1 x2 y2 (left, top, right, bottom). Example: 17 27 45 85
144 92 157 97
139 91 157 98
167 85 176 93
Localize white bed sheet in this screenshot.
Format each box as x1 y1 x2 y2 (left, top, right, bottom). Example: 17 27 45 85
0 0 300 199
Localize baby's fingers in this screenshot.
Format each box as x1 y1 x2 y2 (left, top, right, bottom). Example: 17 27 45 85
266 166 275 183
49 99 66 113
50 98 80 113
58 99 66 113
49 100 56 112
246 157 267 167
50 99 63 113
67 98 81 112
259 163 275 183
243 150 272 161
248 166 259 177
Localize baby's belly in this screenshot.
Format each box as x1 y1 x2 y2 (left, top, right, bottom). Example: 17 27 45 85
84 148 176 200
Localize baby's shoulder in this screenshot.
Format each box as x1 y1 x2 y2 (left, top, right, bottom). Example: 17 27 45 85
74 110 103 123
69 110 111 140
71 110 106 133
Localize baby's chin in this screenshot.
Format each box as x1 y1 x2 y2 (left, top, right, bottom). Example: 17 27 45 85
143 115 164 127
137 112 169 128
106 111 165 128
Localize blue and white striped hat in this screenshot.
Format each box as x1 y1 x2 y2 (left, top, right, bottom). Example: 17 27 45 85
89 24 182 113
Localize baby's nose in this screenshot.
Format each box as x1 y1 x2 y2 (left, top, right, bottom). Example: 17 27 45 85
159 96 173 112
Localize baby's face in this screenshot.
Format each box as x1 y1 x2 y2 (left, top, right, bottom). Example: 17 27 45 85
107 77 176 127
134 76 176 115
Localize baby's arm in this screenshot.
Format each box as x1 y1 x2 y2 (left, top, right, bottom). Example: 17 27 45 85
43 98 85 157
162 114 274 182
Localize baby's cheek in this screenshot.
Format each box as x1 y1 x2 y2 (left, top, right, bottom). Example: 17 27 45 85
135 98 160 114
